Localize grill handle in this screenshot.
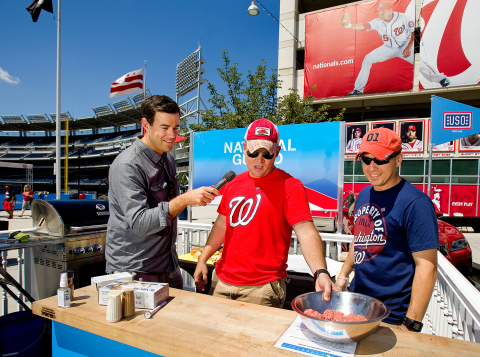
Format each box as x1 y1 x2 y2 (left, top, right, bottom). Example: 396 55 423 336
68 224 108 233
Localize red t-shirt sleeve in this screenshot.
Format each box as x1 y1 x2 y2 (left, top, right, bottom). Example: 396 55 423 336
284 178 313 227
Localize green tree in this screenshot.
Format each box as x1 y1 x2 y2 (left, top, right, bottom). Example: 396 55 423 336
276 87 345 125
188 50 278 132
187 50 344 133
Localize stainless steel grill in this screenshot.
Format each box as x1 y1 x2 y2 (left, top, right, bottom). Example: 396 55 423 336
30 199 109 299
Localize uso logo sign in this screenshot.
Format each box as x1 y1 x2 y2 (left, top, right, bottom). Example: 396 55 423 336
443 112 472 129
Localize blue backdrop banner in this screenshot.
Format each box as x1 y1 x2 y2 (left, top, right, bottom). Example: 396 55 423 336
191 122 342 210
431 96 480 145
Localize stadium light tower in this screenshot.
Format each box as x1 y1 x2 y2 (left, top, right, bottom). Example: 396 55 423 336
175 45 207 126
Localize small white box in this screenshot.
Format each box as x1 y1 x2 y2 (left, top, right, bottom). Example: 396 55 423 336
98 281 169 309
91 272 133 290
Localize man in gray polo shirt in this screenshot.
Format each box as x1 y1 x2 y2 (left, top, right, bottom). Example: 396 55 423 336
106 95 219 288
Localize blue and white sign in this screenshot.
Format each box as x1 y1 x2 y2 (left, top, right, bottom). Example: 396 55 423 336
191 122 343 210
431 96 480 145
443 112 472 130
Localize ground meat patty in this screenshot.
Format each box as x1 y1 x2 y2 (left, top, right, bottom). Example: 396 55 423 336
304 308 367 322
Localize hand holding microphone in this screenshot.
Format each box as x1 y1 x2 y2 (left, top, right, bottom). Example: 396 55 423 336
211 170 236 191
180 171 236 207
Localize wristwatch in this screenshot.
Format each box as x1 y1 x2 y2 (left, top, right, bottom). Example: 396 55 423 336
313 269 331 281
403 316 423 332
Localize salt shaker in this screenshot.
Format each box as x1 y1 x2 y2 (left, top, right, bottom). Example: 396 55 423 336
106 291 123 323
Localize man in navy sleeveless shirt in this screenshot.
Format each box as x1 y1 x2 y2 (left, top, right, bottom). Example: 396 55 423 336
337 127 438 331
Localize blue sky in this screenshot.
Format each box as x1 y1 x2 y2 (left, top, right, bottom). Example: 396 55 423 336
0 1 280 120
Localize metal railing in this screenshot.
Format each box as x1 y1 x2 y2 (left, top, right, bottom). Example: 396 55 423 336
1 249 31 315
422 252 480 341
1 223 479 344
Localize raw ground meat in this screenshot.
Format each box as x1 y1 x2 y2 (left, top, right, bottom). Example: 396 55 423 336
304 308 367 322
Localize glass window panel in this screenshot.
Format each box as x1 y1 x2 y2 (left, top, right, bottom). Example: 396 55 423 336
403 176 424 184
451 176 478 184
426 160 450 175
354 176 369 183
354 161 363 174
452 159 478 175
400 160 424 175
344 176 353 183
344 161 354 175
430 176 450 184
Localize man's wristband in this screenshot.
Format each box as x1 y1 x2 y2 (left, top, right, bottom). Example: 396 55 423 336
402 317 423 332
313 269 331 281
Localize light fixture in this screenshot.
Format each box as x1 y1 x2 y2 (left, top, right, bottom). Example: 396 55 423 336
248 0 259 16
247 0 301 46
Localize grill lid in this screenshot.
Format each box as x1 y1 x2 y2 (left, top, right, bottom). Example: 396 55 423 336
31 199 109 237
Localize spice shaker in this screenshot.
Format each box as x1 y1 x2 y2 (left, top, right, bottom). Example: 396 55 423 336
106 291 123 323
122 287 135 318
57 272 71 308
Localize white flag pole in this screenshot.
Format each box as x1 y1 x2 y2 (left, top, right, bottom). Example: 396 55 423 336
55 0 62 199
427 97 436 198
144 60 146 99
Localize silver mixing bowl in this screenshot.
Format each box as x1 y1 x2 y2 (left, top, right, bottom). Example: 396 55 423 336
291 291 390 343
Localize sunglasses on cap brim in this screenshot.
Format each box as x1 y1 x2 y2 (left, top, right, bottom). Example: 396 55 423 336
246 150 275 160
359 150 401 166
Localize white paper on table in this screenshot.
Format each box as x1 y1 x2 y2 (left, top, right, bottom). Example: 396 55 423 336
286 255 312 275
274 316 357 357
286 255 344 278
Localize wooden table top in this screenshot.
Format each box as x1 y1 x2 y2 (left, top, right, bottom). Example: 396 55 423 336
32 286 479 357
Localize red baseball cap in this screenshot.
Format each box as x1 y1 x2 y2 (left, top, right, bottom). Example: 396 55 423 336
355 127 362 132
355 128 402 161
407 125 416 131
244 118 280 153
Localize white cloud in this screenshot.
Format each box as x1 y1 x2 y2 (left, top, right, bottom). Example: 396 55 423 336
0 67 20 84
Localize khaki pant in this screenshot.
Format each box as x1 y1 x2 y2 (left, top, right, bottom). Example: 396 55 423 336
209 270 286 308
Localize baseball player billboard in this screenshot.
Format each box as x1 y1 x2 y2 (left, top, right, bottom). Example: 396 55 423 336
345 123 368 155
305 0 416 99
190 122 344 213
399 120 425 153
419 0 480 89
372 122 395 131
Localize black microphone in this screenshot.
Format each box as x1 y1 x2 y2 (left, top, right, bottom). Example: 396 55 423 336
213 171 236 190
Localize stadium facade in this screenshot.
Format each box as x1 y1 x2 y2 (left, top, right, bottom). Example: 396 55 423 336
278 0 480 217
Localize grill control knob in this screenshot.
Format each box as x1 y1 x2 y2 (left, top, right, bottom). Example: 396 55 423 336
92 244 102 252
84 246 93 253
73 247 85 255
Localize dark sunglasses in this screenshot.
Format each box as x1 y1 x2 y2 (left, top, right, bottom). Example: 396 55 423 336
359 151 401 166
246 150 275 160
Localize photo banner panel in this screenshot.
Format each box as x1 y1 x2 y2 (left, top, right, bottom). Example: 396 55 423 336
192 122 342 211
419 0 480 89
305 0 414 99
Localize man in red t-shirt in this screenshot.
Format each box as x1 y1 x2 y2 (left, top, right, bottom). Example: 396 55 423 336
193 119 337 308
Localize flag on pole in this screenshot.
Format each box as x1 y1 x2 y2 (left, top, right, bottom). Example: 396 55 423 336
110 68 144 98
431 95 480 146
26 0 53 22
